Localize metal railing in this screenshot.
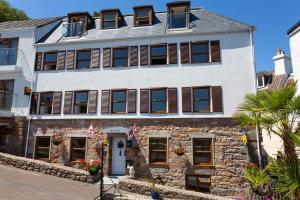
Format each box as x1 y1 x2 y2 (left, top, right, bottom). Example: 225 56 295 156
62 22 84 37
0 48 18 66
167 12 190 29
0 91 13 112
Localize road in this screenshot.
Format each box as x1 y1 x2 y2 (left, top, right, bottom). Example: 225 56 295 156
0 164 110 200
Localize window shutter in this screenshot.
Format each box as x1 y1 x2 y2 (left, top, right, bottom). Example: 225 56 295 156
30 92 39 114
211 41 221 62
168 43 177 64
130 46 138 66
127 89 137 113
180 43 190 64
182 87 192 112
212 86 223 112
168 88 177 113
140 45 149 66
52 92 62 114
57 51 66 70
101 90 110 114
64 91 73 114
91 49 100 68
35 53 42 71
88 90 98 114
66 50 75 70
103 48 111 68
140 89 149 113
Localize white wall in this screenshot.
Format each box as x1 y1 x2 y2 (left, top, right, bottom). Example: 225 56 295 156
289 28 300 94
33 31 256 119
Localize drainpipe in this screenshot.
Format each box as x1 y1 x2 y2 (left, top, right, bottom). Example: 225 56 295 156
256 122 262 169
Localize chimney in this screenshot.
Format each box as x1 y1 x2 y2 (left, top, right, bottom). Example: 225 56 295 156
273 48 293 75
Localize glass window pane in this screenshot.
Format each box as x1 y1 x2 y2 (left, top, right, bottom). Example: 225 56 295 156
193 88 209 99
75 92 88 103
71 138 86 161
5 80 14 92
191 54 209 63
114 49 128 58
152 102 166 112
149 138 167 163
113 59 128 67
37 137 51 147
193 101 209 112
170 13 187 29
77 60 90 69
77 51 91 60
151 90 166 101
44 53 57 62
104 13 116 20
137 10 149 18
112 102 126 113
112 91 126 101
192 43 208 54
151 46 166 56
194 152 211 163
104 21 115 29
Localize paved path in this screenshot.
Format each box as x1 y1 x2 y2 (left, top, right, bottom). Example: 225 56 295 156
0 164 152 200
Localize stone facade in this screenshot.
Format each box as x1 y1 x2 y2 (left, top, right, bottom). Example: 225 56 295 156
0 117 27 156
28 118 249 196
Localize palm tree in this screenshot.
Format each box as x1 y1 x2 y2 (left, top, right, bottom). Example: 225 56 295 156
234 82 300 199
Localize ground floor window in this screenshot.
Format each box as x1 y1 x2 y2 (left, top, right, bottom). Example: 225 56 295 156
193 138 213 166
0 134 7 145
186 175 211 193
70 137 86 161
35 137 50 160
149 137 168 164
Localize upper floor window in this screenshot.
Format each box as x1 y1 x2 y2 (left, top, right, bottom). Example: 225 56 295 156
111 90 127 113
193 87 210 112
151 89 167 113
134 6 154 26
43 52 57 71
191 41 209 63
113 47 128 67
39 92 53 115
76 50 91 69
0 80 14 111
74 91 88 114
101 10 122 29
0 38 18 65
150 45 167 65
167 1 190 29
66 12 95 37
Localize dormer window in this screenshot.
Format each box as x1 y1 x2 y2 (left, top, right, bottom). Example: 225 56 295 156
101 9 122 29
66 12 95 37
134 5 154 26
167 1 190 29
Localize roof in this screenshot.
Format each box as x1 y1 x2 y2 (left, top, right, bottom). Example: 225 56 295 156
267 74 286 90
42 8 254 44
0 17 64 31
287 20 300 35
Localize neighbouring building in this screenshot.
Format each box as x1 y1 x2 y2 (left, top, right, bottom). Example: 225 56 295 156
19 1 256 196
0 17 63 155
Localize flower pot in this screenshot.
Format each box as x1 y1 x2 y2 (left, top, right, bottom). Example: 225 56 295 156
150 192 159 200
88 169 100 176
175 152 184 156
52 140 61 145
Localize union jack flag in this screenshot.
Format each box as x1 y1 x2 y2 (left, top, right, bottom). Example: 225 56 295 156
86 124 94 137
128 126 138 140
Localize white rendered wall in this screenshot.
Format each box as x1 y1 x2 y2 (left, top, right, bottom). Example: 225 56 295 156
289 28 300 94
33 31 256 119
261 129 283 158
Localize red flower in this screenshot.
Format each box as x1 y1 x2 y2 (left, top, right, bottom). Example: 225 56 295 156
79 159 85 164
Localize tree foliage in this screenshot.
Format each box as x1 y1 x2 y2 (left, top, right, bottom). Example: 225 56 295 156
0 0 30 22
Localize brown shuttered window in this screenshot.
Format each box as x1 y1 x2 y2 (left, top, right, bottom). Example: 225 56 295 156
30 92 39 114
130 46 138 66
66 50 75 70
180 43 190 64
180 42 190 64
140 89 149 113
56 51 66 70
35 53 42 71
168 88 177 113
182 87 192 112
140 45 149 66
127 89 137 113
211 41 221 62
101 90 110 113
52 92 62 114
103 48 111 68
212 86 223 112
168 43 177 64
64 91 73 114
91 49 100 68
88 90 98 114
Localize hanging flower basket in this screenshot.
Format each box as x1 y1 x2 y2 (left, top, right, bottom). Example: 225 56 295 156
174 146 185 156
52 134 63 145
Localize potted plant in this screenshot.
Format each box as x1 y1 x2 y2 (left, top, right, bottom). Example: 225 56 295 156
87 160 101 176
78 159 86 170
150 180 160 200
174 144 185 156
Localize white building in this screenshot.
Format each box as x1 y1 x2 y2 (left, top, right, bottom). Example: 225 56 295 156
0 17 63 155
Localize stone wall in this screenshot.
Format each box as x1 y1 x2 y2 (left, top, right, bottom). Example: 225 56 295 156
0 152 98 183
118 177 233 200
29 118 249 196
0 117 27 156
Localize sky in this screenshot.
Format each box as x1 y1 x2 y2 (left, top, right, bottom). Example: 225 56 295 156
7 0 300 71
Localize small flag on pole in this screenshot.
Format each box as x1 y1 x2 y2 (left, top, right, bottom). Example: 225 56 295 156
86 124 94 137
128 126 138 140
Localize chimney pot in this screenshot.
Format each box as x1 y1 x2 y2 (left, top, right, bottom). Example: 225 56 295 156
276 48 284 55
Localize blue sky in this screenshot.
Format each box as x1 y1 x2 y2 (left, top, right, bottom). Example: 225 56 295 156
7 0 300 71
